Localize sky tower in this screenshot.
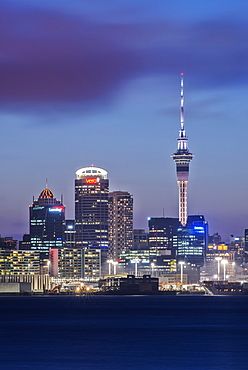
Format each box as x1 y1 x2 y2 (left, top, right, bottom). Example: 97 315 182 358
172 74 193 226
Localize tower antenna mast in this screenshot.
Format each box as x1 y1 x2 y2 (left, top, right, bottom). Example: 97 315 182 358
180 73 184 131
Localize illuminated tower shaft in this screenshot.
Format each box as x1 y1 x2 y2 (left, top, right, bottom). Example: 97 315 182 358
172 74 193 226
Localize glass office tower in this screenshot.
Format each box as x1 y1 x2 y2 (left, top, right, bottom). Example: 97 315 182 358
29 188 65 255
75 166 109 276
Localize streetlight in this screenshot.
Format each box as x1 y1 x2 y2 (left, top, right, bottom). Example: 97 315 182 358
215 257 222 281
112 261 118 275
179 261 185 284
221 259 228 281
131 258 139 277
47 260 50 276
107 259 113 275
151 262 155 277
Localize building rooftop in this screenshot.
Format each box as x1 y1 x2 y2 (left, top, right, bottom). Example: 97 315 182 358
75 166 108 180
39 189 54 199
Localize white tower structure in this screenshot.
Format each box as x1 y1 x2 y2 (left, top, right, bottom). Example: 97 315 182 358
172 74 193 226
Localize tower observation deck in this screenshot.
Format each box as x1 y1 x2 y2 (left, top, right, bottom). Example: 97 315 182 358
172 74 193 226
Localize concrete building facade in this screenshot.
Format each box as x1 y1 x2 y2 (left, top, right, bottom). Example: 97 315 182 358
108 191 133 261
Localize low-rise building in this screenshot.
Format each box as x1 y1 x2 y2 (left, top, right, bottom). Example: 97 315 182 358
0 250 40 275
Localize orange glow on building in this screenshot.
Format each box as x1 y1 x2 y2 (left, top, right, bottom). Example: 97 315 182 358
85 178 98 184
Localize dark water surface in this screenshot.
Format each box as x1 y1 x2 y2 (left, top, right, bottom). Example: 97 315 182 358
1 295 248 369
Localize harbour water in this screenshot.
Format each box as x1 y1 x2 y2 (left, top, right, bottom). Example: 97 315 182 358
1 295 248 369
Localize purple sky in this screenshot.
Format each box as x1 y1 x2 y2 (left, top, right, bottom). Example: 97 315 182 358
1 0 248 242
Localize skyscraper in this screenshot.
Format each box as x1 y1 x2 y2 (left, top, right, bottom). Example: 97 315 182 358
75 166 109 274
172 74 193 226
108 191 133 261
245 229 248 261
64 220 76 248
148 217 180 251
177 215 208 267
28 188 65 255
148 217 180 275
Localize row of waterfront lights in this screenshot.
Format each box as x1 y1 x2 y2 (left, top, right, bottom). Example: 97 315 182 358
107 259 156 277
107 260 118 275
215 257 235 281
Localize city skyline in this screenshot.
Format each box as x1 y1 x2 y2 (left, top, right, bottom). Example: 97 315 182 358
1 1 248 241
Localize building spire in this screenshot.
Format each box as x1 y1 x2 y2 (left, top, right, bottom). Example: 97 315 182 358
176 73 189 152
180 73 184 132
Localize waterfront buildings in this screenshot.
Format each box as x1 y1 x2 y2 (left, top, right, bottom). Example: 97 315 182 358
99 275 159 294
49 248 82 279
0 250 40 275
172 74 193 226
49 247 101 280
108 191 133 261
119 275 159 294
82 247 101 279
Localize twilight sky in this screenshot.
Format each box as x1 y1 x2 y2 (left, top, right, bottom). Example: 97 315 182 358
1 0 248 242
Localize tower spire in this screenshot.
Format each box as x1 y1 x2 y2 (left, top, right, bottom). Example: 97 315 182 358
172 74 193 226
180 73 184 131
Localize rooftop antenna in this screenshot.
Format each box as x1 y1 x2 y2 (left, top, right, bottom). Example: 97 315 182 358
46 178 48 189
180 73 185 132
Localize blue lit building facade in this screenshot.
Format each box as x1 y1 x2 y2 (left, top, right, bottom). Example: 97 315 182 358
148 217 180 274
29 188 65 255
177 215 208 267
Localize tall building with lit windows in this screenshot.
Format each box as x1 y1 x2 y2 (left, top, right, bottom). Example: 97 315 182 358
148 217 180 252
245 229 248 261
172 74 193 226
28 188 65 256
75 166 109 273
177 215 208 267
64 220 76 248
148 217 180 274
108 191 133 261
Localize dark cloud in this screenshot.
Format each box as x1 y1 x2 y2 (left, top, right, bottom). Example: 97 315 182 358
0 3 248 106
